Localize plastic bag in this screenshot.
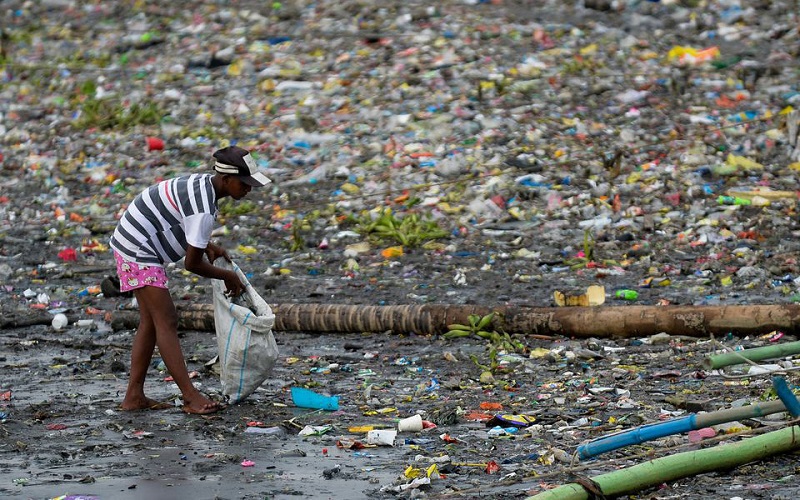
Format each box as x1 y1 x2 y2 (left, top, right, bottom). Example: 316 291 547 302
212 259 278 403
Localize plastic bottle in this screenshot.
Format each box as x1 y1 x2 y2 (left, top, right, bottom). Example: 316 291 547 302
615 289 638 301
717 195 751 206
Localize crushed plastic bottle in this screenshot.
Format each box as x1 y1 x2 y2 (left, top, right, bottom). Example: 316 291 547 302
615 290 639 301
717 195 751 206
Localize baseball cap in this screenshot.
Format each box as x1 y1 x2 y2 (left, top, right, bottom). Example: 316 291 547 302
212 146 271 187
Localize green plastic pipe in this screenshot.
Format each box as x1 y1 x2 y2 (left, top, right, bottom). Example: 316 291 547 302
527 425 800 500
694 399 787 427
704 340 800 370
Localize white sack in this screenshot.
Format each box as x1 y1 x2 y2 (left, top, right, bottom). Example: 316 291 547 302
212 260 278 403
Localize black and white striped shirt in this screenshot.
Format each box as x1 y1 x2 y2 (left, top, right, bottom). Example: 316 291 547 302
110 174 217 266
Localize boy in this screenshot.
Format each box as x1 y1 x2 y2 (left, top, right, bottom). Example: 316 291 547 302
110 146 270 414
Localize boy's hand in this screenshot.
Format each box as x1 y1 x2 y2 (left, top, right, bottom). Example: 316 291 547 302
223 269 246 297
205 242 231 263
185 245 243 296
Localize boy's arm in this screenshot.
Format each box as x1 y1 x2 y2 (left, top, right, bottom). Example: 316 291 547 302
185 245 245 296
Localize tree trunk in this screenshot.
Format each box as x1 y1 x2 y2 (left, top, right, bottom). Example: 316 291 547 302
106 303 800 339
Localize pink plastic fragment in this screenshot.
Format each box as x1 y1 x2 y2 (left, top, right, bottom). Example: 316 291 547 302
688 427 716 443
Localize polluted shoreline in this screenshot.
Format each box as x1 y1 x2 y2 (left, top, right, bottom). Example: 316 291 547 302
3 0 800 499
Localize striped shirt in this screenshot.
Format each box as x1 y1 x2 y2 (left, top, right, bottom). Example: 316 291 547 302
110 174 217 266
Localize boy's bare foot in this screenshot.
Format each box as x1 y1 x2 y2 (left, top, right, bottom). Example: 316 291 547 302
120 396 173 411
182 394 225 415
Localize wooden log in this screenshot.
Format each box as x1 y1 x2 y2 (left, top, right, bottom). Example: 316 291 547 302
106 303 800 339
0 310 61 329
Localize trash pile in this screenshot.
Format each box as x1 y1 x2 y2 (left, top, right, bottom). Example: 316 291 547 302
2 0 800 309
2 0 800 498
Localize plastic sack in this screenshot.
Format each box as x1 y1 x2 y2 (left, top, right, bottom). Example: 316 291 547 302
212 259 278 403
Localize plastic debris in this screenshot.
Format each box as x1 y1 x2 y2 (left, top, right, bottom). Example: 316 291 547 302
291 387 339 411
3 1 800 498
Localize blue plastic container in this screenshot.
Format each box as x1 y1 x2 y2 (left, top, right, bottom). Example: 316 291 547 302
291 387 339 411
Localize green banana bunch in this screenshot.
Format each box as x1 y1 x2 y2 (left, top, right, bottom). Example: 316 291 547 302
443 313 495 339
442 329 471 339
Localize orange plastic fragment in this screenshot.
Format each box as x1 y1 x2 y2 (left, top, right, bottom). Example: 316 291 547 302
393 191 410 204
479 402 503 411
464 411 493 422
381 246 404 259
715 95 738 109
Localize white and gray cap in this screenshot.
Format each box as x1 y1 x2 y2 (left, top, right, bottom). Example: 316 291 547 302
212 146 271 187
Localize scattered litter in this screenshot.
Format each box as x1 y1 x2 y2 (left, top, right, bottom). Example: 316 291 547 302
2 1 800 498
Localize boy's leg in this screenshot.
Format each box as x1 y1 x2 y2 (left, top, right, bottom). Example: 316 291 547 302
133 285 223 414
120 297 162 410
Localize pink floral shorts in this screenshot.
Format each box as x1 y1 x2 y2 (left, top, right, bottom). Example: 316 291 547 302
114 251 169 292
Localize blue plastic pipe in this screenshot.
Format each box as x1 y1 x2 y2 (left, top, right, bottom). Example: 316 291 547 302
772 376 800 417
578 416 696 459
577 398 789 460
